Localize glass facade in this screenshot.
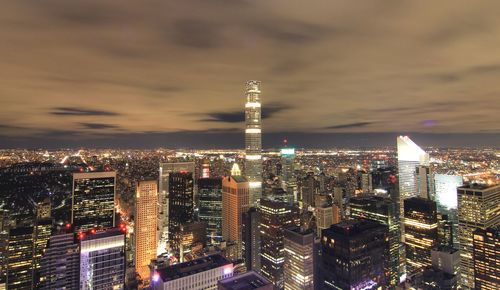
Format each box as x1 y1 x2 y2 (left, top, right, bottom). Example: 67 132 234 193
198 177 223 245
245 80 263 206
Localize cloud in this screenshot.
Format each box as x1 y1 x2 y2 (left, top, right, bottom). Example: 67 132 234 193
51 107 120 116
201 103 291 123
170 19 224 49
80 122 121 130
326 122 372 129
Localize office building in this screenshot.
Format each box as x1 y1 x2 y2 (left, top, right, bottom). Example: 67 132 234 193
315 205 334 238
283 227 314 290
135 180 158 282
321 219 389 289
71 171 116 231
434 173 463 246
218 271 273 290
404 197 438 275
437 213 454 248
151 254 233 290
198 177 223 245
457 184 500 289
244 80 263 206
300 173 316 208
178 221 207 261
242 207 261 272
349 196 400 287
158 162 195 254
473 227 500 289
79 228 125 290
168 171 195 257
33 218 52 286
259 197 295 289
416 165 433 199
39 230 79 290
6 226 34 290
222 175 250 258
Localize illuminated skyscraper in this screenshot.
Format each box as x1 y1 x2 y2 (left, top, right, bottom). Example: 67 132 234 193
198 177 223 245
79 228 125 290
473 227 500 289
404 197 438 275
350 196 400 287
244 80 263 206
242 207 261 272
283 227 314 290
33 218 52 287
434 173 463 246
259 197 296 289
71 171 116 232
135 180 158 282
222 175 250 258
158 162 195 254
168 171 195 257
416 165 433 200
457 184 500 289
320 219 389 289
6 226 34 290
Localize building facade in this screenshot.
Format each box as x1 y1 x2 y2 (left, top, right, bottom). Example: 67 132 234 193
244 80 263 206
457 184 500 289
135 180 158 282
242 207 261 272
198 177 223 245
71 171 116 231
473 227 500 289
283 227 314 290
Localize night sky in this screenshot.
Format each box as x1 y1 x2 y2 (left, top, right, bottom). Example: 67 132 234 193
1 1 499 148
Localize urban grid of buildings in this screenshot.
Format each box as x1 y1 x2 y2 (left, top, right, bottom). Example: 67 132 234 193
0 80 499 290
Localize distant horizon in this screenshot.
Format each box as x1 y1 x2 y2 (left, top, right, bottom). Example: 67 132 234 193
1 132 498 150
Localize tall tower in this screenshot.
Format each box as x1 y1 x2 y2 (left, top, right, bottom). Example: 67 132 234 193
245 80 263 206
135 180 158 283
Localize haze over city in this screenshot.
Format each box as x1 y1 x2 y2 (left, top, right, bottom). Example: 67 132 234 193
1 1 500 148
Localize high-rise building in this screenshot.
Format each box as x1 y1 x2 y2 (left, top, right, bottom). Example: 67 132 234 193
437 213 454 248
349 196 400 287
300 173 316 208
244 80 263 206
33 218 52 287
457 184 500 289
218 271 273 290
151 254 233 290
79 228 126 290
259 197 296 289
6 226 34 290
135 180 158 282
198 177 223 245
404 197 438 275
39 230 79 290
71 171 116 231
416 165 434 200
283 226 314 290
280 147 297 200
320 219 389 289
473 227 500 289
158 162 195 254
315 205 335 238
167 171 195 257
434 173 463 246
222 175 250 258
242 207 261 272
397 136 429 202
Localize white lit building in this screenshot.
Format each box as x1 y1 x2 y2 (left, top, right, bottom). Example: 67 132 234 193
283 227 314 290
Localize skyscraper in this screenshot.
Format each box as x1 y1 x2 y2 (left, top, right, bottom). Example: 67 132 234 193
6 226 34 290
434 173 463 246
79 228 125 290
39 230 79 290
283 226 314 290
158 162 195 254
222 175 250 258
71 171 116 232
198 177 223 245
416 165 433 200
457 184 500 289
244 80 263 206
320 219 389 289
404 197 438 275
472 227 500 289
349 195 400 287
259 197 296 289
242 207 261 272
33 218 52 287
135 180 158 283
167 171 195 258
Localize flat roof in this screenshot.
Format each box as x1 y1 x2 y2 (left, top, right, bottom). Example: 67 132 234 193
157 254 231 282
218 271 271 290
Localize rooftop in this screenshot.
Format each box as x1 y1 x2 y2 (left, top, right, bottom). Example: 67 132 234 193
157 254 232 282
458 183 500 190
218 271 272 290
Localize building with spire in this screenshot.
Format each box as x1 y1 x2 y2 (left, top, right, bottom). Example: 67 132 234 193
244 80 263 206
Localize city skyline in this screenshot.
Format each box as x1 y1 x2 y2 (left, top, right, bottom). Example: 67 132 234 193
1 1 500 149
